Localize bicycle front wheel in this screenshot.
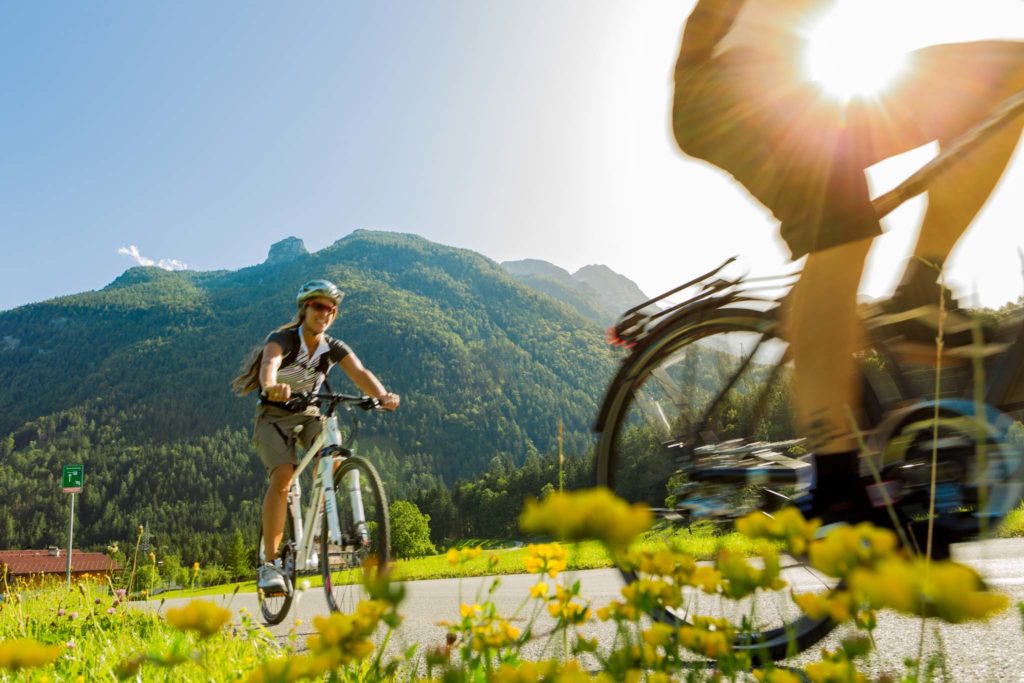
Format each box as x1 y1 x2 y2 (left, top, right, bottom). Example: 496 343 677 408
596 305 837 661
321 456 391 613
258 514 297 625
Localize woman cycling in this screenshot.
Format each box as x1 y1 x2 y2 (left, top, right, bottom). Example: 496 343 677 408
232 279 400 593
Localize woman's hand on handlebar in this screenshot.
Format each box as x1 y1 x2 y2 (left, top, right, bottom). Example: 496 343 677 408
264 383 292 403
377 392 400 411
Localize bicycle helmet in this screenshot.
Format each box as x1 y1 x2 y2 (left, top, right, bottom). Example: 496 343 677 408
296 279 344 308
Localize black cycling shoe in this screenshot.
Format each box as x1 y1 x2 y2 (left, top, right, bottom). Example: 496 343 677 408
807 452 882 528
810 455 954 558
887 258 960 313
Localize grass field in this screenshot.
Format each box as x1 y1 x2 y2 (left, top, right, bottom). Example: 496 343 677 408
1000 500 1024 537
153 525 761 599
156 506 1024 601
3 491 1020 682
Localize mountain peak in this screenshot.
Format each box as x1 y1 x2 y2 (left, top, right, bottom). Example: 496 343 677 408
266 237 308 264
501 259 573 284
501 259 648 325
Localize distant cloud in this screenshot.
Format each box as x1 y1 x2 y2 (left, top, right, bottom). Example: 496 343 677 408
117 245 188 271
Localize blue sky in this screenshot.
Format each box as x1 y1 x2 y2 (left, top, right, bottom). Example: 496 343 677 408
3 1 1023 312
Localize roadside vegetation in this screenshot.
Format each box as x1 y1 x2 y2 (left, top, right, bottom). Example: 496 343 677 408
1001 500 1024 537
154 523 763 600
2 488 1019 682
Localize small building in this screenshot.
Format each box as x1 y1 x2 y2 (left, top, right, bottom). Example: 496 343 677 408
0 548 120 587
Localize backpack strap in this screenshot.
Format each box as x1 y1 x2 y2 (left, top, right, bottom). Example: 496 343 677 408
278 326 301 369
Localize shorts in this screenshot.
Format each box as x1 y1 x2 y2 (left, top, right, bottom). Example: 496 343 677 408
253 404 324 474
672 41 1024 259
673 47 880 259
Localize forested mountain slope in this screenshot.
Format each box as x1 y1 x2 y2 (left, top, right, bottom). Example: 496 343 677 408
0 230 619 556
502 259 649 326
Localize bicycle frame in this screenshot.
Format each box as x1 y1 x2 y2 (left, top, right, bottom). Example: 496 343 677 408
276 413 369 574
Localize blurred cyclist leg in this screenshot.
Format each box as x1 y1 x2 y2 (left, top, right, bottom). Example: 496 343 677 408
672 6 1024 523
888 42 1024 305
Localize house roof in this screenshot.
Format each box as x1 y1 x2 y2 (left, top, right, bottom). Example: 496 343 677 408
0 550 120 575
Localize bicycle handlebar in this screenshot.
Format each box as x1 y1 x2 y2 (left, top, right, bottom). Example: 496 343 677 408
262 391 382 413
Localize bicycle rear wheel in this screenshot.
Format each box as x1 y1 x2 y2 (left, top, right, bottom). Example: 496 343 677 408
321 456 391 613
258 514 297 625
596 305 837 660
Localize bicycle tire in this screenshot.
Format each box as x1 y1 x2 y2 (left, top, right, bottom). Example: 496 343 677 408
596 305 838 661
321 456 391 613
258 513 297 625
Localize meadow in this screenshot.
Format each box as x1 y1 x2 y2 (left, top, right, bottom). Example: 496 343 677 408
1 489 1020 682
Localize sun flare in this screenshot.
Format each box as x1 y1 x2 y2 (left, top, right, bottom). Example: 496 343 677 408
804 2 911 101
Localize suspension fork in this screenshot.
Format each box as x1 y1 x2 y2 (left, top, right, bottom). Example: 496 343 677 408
286 476 304 550
319 452 343 544
319 450 368 545
319 414 368 546
344 466 369 545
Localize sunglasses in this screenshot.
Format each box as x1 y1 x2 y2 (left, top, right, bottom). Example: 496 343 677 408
307 301 338 315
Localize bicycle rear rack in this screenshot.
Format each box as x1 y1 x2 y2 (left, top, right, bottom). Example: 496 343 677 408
607 258 796 348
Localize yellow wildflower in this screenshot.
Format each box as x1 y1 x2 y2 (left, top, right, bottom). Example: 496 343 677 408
519 487 652 551
0 638 62 670
804 658 867 683
688 565 723 594
546 584 592 624
492 660 555 683
523 543 568 578
530 582 549 599
446 546 484 566
306 601 384 665
244 653 335 683
737 507 820 556
678 616 735 659
165 600 232 638
470 619 521 651
492 660 596 683
716 546 786 600
792 591 854 624
460 603 483 619
641 622 675 648
600 576 681 622
753 668 802 683
617 548 721 593
809 523 898 578
849 558 1008 622
606 643 662 673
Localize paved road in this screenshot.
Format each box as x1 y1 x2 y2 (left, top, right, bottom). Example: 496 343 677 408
149 539 1024 681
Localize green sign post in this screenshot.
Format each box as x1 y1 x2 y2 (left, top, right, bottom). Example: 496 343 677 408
62 465 83 585
62 465 83 493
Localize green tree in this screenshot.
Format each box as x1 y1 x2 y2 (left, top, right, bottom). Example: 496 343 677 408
389 500 436 558
224 528 249 581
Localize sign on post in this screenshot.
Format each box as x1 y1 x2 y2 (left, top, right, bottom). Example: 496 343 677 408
62 465 83 493
62 464 83 586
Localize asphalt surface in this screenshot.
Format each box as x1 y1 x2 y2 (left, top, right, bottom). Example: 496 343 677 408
147 538 1024 681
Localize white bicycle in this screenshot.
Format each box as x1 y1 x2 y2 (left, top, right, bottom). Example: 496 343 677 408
257 391 391 624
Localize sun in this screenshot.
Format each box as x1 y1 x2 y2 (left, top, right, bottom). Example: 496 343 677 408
804 2 911 101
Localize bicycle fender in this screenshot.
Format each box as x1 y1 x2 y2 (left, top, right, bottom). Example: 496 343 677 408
593 305 775 433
